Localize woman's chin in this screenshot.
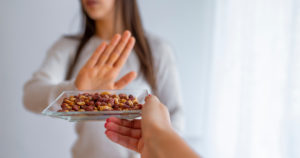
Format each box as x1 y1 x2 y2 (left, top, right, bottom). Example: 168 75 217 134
87 12 107 21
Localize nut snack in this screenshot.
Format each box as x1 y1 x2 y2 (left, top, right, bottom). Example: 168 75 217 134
57 92 143 112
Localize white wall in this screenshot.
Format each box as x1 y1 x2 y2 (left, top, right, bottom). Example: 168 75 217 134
139 0 214 154
0 0 214 157
0 1 80 158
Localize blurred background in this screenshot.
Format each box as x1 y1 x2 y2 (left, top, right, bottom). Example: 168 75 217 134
0 0 299 158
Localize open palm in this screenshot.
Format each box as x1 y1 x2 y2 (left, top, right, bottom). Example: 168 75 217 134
104 118 153 158
75 31 136 90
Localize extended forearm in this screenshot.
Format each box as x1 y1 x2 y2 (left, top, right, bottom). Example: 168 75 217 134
150 130 200 158
23 80 76 113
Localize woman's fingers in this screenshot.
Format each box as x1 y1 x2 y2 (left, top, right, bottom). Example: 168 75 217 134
105 130 139 152
114 37 135 68
106 31 131 66
84 42 107 68
96 34 121 66
107 117 142 129
114 71 137 89
105 122 142 138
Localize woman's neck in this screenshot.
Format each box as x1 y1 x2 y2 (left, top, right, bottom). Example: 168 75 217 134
95 11 124 40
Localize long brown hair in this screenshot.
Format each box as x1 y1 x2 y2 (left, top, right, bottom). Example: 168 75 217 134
66 0 156 90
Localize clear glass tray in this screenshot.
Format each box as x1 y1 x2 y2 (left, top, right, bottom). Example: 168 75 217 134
42 89 149 122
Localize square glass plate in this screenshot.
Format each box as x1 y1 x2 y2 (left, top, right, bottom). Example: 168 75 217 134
42 89 149 122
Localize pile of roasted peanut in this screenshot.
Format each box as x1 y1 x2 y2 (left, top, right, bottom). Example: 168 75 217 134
58 92 142 112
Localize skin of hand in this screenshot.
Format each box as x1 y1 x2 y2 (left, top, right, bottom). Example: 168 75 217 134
75 30 137 90
104 95 200 158
104 95 172 158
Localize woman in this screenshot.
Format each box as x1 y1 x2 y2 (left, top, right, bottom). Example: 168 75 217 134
23 0 184 158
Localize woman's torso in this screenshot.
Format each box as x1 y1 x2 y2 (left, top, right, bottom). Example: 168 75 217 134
68 36 152 158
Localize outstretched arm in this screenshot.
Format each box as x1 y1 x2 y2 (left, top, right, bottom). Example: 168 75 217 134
23 31 136 113
105 95 200 158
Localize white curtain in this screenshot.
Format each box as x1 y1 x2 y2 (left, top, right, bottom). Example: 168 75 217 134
204 0 300 158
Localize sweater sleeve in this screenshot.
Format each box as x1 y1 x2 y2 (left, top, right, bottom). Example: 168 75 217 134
151 38 185 134
23 38 78 114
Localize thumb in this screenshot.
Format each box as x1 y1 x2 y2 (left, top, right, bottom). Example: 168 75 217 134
143 95 162 111
145 95 160 104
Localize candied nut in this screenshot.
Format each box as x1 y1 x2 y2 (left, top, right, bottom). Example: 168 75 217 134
112 104 119 109
119 94 128 99
120 99 127 103
61 104 68 109
78 109 85 112
77 101 85 106
108 98 114 104
137 104 143 109
92 95 99 100
64 110 69 112
99 106 112 111
101 92 110 95
66 105 72 110
133 104 143 110
83 93 90 96
127 100 133 106
85 106 94 111
79 95 86 99
72 105 79 111
133 106 139 110
64 99 73 105
101 98 106 102
133 100 138 105
114 98 119 104
98 98 104 102
129 95 135 100
81 105 87 109
84 99 90 104
112 94 118 98
88 101 95 106
95 101 101 106
101 102 107 106
123 104 130 108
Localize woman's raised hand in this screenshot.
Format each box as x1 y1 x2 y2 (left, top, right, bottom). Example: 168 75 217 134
75 31 136 90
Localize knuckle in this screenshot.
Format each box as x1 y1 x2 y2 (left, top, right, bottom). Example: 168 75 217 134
111 53 119 59
115 47 122 54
